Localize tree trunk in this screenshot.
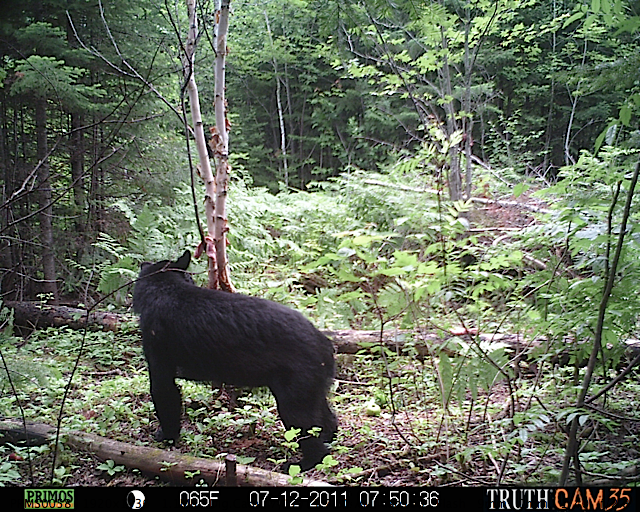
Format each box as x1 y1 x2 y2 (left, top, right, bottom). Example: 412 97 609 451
184 0 218 289
564 39 588 167
70 112 86 259
264 10 288 187
89 120 103 234
439 31 462 201
462 15 473 201
66 14 86 254
212 0 234 292
542 0 557 173
35 98 58 303
0 96 14 299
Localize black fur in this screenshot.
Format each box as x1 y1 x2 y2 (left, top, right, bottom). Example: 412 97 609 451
133 250 337 470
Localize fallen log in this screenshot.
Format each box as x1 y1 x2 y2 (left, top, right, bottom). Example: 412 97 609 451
6 301 132 333
0 419 328 487
8 301 637 367
3 300 530 357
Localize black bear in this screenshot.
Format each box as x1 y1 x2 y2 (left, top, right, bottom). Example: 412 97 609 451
133 250 337 470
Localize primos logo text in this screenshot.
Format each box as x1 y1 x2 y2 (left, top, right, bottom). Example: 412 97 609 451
24 489 74 509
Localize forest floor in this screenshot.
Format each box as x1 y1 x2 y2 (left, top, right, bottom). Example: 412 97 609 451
15 370 640 488
9 197 640 487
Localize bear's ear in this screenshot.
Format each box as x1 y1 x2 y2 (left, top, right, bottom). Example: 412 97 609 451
174 250 191 270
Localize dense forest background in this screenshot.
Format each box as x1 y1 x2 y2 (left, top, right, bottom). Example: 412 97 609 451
1 0 640 488
1 0 638 302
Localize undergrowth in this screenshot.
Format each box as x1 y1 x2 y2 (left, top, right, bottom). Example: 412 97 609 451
2 150 640 486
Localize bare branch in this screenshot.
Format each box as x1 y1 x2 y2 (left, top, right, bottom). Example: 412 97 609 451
66 6 187 127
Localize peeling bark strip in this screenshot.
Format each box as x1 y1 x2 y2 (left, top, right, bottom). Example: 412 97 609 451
184 0 233 291
0 420 328 487
183 0 217 289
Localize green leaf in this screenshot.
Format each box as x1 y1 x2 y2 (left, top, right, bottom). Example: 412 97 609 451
284 428 301 442
352 235 373 246
337 268 362 282
378 267 408 277
438 352 453 406
513 183 530 198
563 11 585 29
288 465 301 477
391 251 418 268
595 131 606 153
619 104 631 126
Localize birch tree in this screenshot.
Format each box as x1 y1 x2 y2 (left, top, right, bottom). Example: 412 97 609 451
264 10 289 187
184 0 233 291
211 0 234 292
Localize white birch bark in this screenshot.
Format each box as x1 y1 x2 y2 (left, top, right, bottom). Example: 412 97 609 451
184 0 219 289
264 10 288 187
212 0 234 291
